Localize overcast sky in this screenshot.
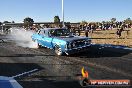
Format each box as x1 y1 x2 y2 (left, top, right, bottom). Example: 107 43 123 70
0 0 132 22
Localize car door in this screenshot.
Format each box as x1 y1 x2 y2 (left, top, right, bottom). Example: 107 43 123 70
43 30 54 49
43 36 54 49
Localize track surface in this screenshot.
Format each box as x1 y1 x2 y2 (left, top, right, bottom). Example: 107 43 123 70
0 35 132 88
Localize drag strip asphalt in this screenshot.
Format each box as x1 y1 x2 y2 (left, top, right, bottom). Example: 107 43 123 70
0 35 132 88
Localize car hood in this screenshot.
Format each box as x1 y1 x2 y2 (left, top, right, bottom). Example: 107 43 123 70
55 36 89 42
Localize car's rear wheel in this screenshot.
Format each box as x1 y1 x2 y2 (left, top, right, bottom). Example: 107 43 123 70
34 40 41 48
37 43 41 48
55 46 63 56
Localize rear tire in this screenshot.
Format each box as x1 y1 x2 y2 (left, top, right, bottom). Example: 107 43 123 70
55 46 63 56
34 40 41 48
37 43 41 48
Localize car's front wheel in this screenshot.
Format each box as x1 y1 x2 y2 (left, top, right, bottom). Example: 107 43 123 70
55 46 63 56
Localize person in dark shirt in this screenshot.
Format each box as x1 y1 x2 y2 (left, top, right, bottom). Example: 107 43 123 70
116 27 124 38
85 25 89 37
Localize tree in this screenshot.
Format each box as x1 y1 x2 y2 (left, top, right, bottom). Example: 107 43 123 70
124 18 132 24
12 21 15 23
80 20 87 26
102 21 106 24
0 22 2 25
54 16 60 27
23 17 34 28
3 21 10 23
111 18 116 23
54 16 60 23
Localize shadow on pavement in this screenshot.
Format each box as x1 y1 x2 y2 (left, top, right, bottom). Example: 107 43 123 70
0 54 55 57
69 44 132 58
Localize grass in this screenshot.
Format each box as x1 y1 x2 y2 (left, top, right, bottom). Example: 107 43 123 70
81 28 132 47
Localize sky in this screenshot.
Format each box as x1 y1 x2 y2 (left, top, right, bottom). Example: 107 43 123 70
0 0 132 23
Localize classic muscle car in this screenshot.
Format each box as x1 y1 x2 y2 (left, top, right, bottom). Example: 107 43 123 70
31 28 91 55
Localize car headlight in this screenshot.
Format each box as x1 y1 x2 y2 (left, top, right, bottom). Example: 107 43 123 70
66 42 72 49
72 42 76 48
85 39 91 45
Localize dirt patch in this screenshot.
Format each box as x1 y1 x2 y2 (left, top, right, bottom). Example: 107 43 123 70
82 29 132 47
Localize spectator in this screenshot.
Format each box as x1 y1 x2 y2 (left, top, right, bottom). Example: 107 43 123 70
85 25 89 37
116 27 124 38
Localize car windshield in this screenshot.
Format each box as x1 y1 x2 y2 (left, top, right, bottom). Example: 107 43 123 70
50 29 70 36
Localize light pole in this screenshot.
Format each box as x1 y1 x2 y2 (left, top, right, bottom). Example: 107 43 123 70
62 0 65 27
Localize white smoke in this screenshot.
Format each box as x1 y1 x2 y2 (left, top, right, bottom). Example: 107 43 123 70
8 28 38 48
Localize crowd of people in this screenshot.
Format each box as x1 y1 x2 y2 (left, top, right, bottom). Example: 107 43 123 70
0 21 132 38
69 21 132 38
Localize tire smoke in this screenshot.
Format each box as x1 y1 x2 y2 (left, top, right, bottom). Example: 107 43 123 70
8 28 38 48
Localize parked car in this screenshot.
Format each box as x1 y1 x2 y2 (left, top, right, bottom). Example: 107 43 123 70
31 28 91 55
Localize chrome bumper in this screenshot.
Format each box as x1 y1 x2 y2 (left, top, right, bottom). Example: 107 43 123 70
65 45 91 55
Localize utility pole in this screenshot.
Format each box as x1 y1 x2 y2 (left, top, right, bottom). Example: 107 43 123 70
62 0 65 27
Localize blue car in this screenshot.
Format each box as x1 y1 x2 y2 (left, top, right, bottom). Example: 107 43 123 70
31 28 91 56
